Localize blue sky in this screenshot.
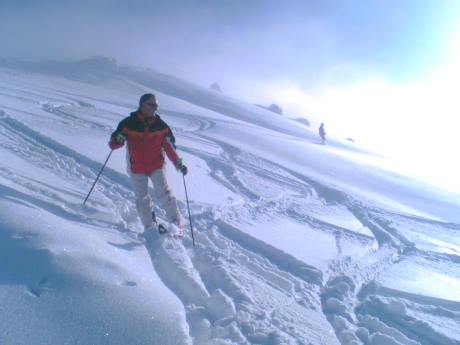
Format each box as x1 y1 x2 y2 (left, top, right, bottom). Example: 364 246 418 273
1 0 460 190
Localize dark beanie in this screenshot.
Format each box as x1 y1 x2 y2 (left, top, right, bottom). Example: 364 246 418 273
139 93 155 107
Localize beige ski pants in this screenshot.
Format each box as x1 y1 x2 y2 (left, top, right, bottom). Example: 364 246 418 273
130 168 180 229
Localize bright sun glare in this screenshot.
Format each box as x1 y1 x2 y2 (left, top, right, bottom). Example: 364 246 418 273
274 30 460 194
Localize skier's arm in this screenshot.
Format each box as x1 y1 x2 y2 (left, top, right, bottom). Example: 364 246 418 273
157 114 177 149
166 125 176 149
161 128 187 175
161 128 180 164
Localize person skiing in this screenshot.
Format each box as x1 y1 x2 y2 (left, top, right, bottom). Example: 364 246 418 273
319 123 326 144
109 93 188 234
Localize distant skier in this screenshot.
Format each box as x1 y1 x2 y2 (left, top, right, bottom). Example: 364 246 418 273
109 93 188 234
318 123 326 144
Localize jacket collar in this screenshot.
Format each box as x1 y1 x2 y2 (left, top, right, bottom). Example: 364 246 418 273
135 111 157 125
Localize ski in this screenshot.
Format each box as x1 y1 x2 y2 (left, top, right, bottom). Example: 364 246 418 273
144 211 185 240
158 223 168 234
160 222 185 239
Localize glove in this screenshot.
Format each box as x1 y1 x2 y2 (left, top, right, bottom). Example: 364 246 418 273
113 133 126 144
109 133 126 150
176 159 188 176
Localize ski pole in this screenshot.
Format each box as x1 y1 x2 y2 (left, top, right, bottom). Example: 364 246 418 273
182 174 195 248
83 150 113 205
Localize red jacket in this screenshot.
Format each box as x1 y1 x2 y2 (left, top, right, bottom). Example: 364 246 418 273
109 112 180 174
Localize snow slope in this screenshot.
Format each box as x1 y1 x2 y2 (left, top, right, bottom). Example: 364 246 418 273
0 58 459 345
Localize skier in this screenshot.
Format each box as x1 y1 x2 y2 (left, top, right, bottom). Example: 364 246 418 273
109 93 188 235
319 123 326 144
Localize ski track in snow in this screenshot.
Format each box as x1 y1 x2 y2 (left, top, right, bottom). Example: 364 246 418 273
1 67 459 345
148 106 460 344
0 114 137 235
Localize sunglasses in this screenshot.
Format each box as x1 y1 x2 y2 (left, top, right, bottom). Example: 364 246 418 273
144 102 158 108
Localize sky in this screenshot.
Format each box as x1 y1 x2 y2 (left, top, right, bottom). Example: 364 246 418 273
1 0 460 191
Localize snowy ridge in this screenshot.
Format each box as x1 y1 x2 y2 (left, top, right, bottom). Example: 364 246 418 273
0 60 459 345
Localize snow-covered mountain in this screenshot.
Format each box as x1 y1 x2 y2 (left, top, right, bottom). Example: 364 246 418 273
0 58 459 345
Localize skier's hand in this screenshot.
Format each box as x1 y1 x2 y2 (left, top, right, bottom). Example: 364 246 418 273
176 159 188 176
109 133 125 150
180 164 188 176
113 133 126 144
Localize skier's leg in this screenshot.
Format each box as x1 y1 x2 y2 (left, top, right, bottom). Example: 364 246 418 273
130 173 154 229
149 168 181 225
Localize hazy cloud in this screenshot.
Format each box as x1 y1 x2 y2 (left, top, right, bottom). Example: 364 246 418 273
1 0 459 102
